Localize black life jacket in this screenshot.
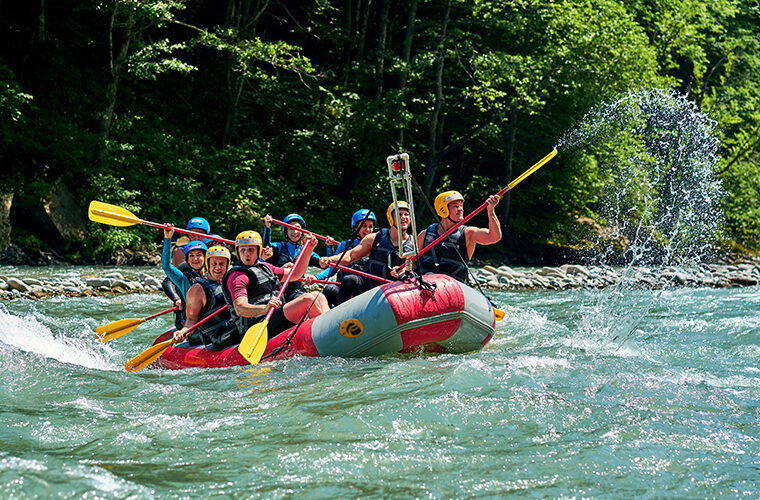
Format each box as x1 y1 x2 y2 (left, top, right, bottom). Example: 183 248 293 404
170 263 204 330
222 264 281 335
191 278 239 350
419 223 470 284
366 228 415 279
272 241 307 301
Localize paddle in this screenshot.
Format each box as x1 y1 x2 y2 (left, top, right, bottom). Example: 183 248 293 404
409 149 558 264
88 201 235 246
238 241 312 365
124 305 229 372
300 278 340 285
95 306 179 343
271 219 392 284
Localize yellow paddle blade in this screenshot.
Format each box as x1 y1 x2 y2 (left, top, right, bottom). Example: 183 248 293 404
95 318 144 342
238 321 269 365
507 149 558 191
88 200 143 227
124 338 175 372
494 308 505 321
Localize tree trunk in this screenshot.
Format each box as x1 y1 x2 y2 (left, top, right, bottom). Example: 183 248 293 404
395 0 418 147
357 0 372 61
338 0 359 87
421 0 452 200
93 4 135 169
374 0 391 98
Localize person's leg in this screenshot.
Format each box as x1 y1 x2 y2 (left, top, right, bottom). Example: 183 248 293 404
283 291 329 323
321 284 339 308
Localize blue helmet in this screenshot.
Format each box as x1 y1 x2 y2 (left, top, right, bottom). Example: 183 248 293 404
282 213 306 236
184 240 208 258
186 217 210 234
351 209 376 229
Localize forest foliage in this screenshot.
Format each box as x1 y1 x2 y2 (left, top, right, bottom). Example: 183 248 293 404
1 0 759 262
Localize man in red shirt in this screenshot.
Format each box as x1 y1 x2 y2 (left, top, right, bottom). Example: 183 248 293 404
222 230 329 339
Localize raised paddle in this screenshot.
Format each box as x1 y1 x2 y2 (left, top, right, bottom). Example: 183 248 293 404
124 305 230 372
409 149 558 264
88 201 235 246
238 241 312 365
95 306 180 343
270 219 393 284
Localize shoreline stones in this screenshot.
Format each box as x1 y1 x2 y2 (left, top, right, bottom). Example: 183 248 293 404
0 263 758 300
0 272 163 300
475 264 760 290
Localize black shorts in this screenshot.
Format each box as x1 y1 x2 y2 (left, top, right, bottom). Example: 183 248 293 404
267 305 296 339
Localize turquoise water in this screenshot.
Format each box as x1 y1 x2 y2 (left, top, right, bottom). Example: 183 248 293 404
1 269 758 498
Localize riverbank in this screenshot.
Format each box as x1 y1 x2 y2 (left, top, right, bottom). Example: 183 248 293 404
1 263 759 300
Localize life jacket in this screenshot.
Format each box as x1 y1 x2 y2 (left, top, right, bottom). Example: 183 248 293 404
272 241 306 301
366 228 415 279
222 264 281 335
419 223 470 283
171 262 205 329
331 238 370 279
191 278 239 350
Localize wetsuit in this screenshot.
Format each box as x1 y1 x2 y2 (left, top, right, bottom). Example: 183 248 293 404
316 237 366 307
418 223 470 284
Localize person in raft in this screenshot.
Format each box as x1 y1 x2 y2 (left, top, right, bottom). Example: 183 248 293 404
162 235 190 329
262 213 323 303
162 225 207 300
173 245 240 349
309 209 377 307
417 191 502 284
222 231 329 340
318 201 416 305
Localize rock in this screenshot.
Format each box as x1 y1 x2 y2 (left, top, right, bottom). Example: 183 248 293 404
142 277 162 289
86 278 113 288
729 274 758 286
0 192 11 252
560 264 590 277
6 277 30 293
102 272 125 280
41 177 86 249
536 267 567 279
112 279 141 290
22 278 44 286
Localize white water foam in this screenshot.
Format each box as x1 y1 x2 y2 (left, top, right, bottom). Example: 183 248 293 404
0 306 119 371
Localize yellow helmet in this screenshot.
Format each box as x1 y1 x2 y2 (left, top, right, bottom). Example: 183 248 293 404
205 245 231 273
235 230 262 260
434 191 464 218
386 201 410 227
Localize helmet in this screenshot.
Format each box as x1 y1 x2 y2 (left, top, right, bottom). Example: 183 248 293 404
235 230 262 260
351 209 377 229
205 245 231 273
202 234 223 247
386 201 410 227
434 191 464 218
186 217 210 234
184 240 208 258
282 213 306 237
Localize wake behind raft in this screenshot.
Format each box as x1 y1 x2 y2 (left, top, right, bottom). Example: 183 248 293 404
150 274 497 370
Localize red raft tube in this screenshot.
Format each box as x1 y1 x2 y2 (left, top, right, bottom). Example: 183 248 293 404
152 274 497 370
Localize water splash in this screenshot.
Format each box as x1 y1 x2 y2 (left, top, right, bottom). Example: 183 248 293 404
559 88 724 348
0 304 118 371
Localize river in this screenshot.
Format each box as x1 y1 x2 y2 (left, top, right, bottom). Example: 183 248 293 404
0 265 758 498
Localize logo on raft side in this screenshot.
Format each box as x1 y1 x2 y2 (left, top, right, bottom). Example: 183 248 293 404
339 319 364 338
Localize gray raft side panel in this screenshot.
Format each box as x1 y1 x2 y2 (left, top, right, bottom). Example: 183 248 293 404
430 281 495 354
311 287 402 357
310 277 496 358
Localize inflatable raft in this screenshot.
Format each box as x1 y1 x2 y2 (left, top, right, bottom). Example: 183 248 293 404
152 274 497 370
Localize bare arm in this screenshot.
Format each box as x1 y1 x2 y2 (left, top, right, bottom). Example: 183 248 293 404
174 284 205 341
466 195 502 253
320 233 375 268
